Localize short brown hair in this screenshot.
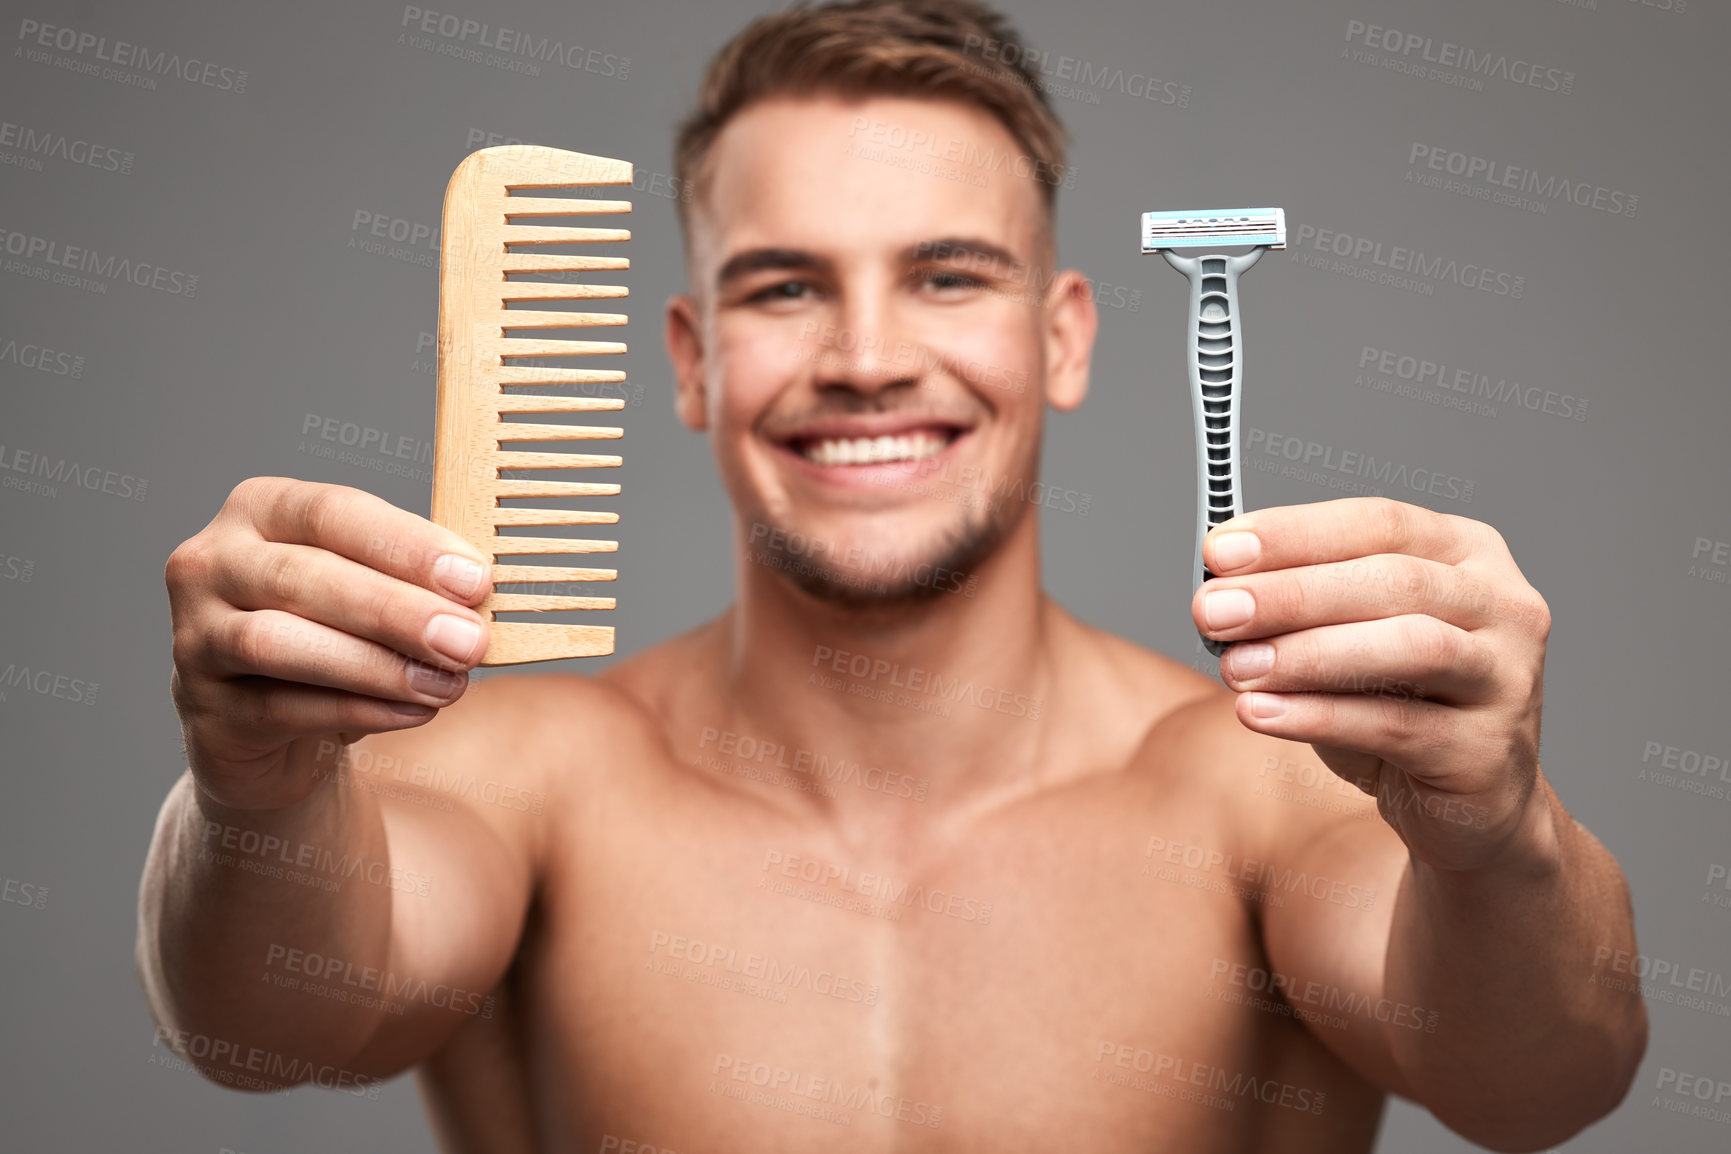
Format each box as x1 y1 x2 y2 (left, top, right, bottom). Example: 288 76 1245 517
673 0 1069 234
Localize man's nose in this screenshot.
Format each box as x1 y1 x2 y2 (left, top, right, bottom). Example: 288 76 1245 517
812 296 923 395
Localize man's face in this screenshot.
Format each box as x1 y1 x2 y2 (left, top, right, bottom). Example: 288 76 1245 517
666 94 1094 605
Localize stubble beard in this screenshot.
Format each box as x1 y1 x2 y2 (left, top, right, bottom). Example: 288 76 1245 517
747 494 1022 610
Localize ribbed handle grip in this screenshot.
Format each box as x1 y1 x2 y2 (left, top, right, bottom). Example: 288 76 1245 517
1163 248 1264 658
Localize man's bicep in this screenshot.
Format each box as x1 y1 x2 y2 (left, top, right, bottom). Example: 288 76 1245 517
327 682 547 1076
1257 796 1418 1099
1157 694 1420 1096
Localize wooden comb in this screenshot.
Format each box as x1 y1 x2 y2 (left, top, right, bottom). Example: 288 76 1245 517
431 145 630 664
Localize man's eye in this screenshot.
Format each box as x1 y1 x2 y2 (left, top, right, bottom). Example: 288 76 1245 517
747 280 814 302
921 269 987 291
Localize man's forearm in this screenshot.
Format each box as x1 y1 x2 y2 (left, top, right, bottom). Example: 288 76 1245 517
136 765 397 1084
1381 771 1647 1149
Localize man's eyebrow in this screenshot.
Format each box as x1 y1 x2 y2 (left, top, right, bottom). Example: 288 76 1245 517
714 248 831 289
903 237 1025 272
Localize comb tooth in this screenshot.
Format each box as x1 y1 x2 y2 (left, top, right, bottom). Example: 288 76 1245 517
486 593 616 611
493 422 622 442
501 197 631 216
492 450 621 470
497 310 628 329
490 508 619 527
491 563 616 583
499 281 628 302
491 481 621 501
494 395 625 413
504 225 630 246
491 479 621 498
479 621 612 664
500 254 629 273
487 535 618 555
496 367 626 386
499 337 626 358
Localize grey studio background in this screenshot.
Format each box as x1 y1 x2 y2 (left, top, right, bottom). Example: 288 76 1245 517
1 0 1728 1150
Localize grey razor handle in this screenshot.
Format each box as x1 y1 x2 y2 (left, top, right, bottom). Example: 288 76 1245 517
1162 247 1265 658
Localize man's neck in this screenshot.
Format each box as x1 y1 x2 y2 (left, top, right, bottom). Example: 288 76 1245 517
712 510 1067 840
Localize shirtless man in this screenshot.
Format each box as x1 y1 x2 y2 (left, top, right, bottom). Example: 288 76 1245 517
137 2 1647 1149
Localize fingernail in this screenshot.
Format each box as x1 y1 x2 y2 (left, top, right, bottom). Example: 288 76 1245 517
1203 588 1255 631
1247 692 1287 718
432 553 487 599
1211 532 1260 572
406 660 465 701
425 614 484 666
1225 642 1275 679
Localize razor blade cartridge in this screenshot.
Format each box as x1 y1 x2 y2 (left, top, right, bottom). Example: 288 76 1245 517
1140 208 1286 252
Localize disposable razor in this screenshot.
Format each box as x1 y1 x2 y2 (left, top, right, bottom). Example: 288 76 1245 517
1141 208 1286 658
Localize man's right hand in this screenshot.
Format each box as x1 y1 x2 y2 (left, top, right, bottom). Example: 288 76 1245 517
166 477 493 812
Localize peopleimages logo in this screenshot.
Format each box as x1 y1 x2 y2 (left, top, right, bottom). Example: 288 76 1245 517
1143 835 1378 912
1652 1066 1731 1126
15 18 249 92
1341 18 1575 94
846 115 1077 191
1247 426 1475 505
1093 1040 1327 1114
1689 537 1731 591
809 644 1044 721
761 848 995 926
150 1026 381 1098
1590 945 1731 1019
0 662 98 706
1290 222 1524 299
1 876 48 910
0 334 83 377
699 725 931 802
0 119 133 175
0 442 148 502
1407 144 1637 218
398 6 629 79
0 227 198 297
711 1053 944 1129
649 930 880 1007
1357 345 1589 422
960 34 1191 108
264 942 496 1018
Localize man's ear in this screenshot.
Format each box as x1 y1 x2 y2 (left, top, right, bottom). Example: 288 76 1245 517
1042 269 1097 413
665 293 708 430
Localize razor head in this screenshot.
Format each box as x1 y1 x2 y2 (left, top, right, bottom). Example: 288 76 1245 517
1141 208 1286 252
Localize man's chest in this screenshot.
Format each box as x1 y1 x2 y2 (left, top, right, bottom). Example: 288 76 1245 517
506 774 1373 1151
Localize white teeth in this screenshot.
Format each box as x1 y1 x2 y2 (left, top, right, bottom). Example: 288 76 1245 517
803 431 951 466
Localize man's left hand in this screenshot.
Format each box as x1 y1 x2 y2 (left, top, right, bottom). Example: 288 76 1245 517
1191 497 1554 871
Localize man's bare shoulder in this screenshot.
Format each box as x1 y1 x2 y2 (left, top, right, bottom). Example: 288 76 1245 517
347 662 674 833
1047 601 1222 747
403 665 663 756
383 611 731 804
1033 611 1385 903
1116 653 1382 856
592 613 728 726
